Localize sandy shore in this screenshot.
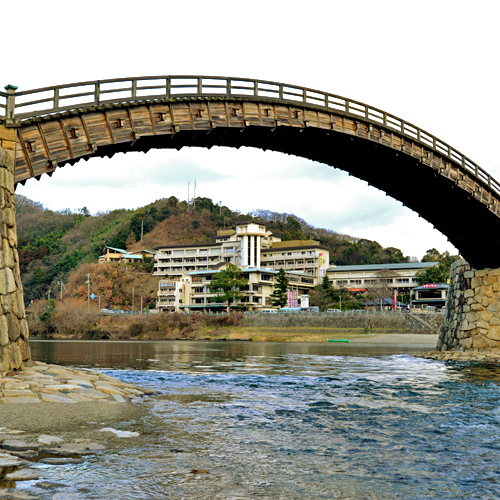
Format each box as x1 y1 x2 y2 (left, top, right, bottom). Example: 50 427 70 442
345 333 438 347
219 328 440 346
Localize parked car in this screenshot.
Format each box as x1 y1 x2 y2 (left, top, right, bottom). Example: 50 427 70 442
260 309 278 314
327 309 342 313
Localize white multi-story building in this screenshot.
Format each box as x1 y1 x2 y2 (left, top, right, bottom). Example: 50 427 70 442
157 265 315 313
260 240 330 280
154 220 326 313
153 221 328 283
326 262 440 296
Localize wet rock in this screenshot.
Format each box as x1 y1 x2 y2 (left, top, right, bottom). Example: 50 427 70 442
99 428 139 438
35 481 68 490
6 450 39 459
0 451 29 467
39 457 84 465
37 434 64 445
1 440 38 451
5 469 40 481
190 469 210 474
41 442 105 456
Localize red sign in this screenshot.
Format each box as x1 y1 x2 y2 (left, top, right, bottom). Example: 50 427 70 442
348 288 366 293
423 284 438 289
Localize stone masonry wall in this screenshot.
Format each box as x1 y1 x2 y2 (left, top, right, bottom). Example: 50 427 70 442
438 259 500 352
0 124 31 372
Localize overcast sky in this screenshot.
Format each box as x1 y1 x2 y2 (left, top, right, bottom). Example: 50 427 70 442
8 0 500 260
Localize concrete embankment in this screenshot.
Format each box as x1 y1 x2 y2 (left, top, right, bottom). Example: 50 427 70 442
241 312 443 334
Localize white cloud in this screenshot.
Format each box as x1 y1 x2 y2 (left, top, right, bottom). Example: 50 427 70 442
9 0 500 261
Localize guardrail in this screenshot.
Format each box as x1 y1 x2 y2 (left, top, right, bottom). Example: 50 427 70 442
1 75 496 194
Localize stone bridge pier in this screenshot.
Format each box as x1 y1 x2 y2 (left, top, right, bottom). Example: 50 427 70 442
439 259 500 353
0 124 31 371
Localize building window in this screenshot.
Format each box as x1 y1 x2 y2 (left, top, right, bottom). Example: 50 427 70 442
225 248 234 254
397 278 410 283
261 274 273 281
173 250 184 256
200 249 208 255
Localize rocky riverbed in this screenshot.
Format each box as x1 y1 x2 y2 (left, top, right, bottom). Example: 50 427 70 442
416 349 500 364
0 362 152 498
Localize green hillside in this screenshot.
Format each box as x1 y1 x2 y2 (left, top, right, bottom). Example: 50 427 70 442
16 194 410 304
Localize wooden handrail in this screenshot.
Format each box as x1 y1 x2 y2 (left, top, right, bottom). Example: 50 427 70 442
1 75 495 194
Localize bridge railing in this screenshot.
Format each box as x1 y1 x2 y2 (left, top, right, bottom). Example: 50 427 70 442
1 75 497 194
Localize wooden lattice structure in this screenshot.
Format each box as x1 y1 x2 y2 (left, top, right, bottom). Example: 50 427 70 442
0 76 498 267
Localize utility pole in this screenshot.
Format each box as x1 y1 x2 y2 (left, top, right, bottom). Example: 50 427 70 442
141 295 143 314
193 179 196 209
47 290 51 301
86 273 91 309
141 219 144 242
132 287 135 312
188 182 190 210
58 281 68 302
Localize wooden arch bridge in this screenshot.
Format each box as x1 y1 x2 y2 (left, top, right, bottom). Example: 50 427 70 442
1 75 498 268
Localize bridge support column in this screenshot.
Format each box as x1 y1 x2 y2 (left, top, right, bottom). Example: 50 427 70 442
439 259 500 352
0 124 31 372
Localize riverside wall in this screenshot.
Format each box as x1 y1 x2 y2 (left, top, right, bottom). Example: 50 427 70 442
0 124 31 371
243 312 443 333
438 259 500 352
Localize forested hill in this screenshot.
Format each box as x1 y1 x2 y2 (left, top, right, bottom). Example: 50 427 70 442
16 194 409 303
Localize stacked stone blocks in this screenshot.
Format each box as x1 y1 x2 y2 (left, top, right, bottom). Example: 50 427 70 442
0 124 30 371
438 259 500 352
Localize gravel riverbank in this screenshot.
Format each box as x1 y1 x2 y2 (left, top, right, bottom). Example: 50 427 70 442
0 362 157 496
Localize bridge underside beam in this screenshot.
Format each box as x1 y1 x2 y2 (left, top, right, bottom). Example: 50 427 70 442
12 100 500 269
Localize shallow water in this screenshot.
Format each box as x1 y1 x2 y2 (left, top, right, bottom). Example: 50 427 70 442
19 340 500 499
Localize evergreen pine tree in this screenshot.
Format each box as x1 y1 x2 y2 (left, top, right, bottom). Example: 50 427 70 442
209 264 248 312
270 268 289 308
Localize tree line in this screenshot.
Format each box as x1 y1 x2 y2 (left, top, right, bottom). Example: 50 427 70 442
17 193 420 305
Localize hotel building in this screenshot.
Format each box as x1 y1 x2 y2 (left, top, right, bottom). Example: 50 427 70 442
154 220 328 313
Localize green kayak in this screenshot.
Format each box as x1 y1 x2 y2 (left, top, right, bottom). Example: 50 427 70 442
327 339 350 342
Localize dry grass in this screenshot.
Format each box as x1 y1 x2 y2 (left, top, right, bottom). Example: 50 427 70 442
27 301 244 340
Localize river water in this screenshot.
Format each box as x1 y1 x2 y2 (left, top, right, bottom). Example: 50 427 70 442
22 340 500 499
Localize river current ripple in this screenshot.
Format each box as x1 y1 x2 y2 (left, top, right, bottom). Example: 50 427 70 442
27 341 500 499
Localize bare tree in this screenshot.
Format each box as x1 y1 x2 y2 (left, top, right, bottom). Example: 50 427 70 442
365 268 399 310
